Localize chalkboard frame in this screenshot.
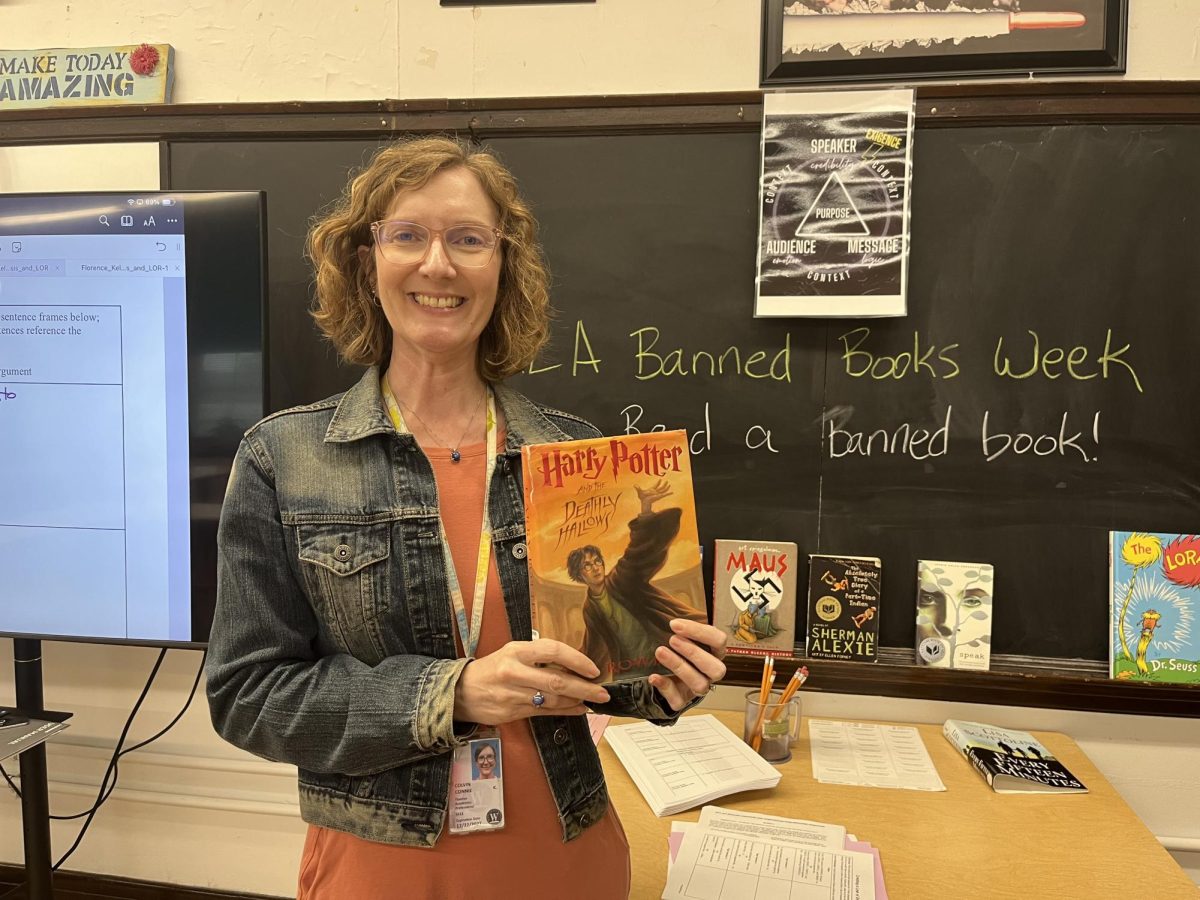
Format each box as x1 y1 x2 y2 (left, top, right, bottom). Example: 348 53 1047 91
5 81 1198 718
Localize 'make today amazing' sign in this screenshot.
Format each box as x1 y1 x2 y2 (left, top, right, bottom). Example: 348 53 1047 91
0 44 174 110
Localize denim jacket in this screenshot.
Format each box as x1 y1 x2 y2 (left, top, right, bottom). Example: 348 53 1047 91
206 366 691 847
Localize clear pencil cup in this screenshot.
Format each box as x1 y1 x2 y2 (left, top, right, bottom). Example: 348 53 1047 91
743 689 801 764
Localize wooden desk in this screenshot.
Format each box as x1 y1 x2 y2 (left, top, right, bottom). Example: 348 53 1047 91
600 711 1197 900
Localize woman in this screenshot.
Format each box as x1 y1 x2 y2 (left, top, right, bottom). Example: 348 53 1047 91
473 741 499 780
206 135 727 899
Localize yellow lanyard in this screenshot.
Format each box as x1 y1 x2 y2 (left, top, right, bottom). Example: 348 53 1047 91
381 376 497 658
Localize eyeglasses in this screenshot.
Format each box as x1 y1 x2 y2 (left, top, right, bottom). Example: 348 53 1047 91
370 219 503 268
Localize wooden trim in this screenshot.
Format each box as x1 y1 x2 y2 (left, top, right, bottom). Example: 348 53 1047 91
0 864 284 900
722 650 1200 718
2 82 1200 144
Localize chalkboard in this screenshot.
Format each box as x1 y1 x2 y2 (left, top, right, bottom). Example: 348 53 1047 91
168 118 1200 681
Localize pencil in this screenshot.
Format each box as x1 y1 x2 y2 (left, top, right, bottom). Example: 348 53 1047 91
750 657 776 753
750 671 776 752
769 665 809 723
750 655 772 747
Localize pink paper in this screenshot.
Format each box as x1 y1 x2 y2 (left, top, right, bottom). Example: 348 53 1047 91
588 713 612 746
844 838 887 900
668 830 685 864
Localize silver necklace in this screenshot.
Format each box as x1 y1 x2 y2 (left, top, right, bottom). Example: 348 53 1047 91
397 387 488 463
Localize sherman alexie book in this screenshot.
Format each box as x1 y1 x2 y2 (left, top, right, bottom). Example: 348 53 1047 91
806 554 881 662
712 539 798 659
521 430 707 685
943 719 1087 794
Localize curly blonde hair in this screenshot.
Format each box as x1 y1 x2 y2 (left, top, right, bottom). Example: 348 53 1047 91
307 136 551 382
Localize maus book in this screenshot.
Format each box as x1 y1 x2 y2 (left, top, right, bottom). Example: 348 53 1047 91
713 539 798 658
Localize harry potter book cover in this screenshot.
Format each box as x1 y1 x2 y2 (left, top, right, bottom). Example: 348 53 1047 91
521 430 707 685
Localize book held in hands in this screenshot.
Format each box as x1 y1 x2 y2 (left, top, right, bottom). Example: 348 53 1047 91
943 719 1087 794
806 554 881 662
712 539 798 658
521 430 708 685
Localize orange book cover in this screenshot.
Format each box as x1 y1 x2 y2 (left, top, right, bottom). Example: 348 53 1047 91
521 430 708 685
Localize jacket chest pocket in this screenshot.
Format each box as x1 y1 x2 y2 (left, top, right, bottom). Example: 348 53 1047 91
296 523 392 662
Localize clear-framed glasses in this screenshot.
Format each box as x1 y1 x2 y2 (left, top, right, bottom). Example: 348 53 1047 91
370 219 503 268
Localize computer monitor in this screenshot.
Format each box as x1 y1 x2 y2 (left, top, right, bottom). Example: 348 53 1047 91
0 191 266 646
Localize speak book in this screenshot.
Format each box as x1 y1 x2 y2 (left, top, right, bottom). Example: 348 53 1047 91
604 715 781 816
712 539 798 658
1109 531 1200 684
806 554 881 662
942 719 1087 794
915 560 993 670
521 430 707 685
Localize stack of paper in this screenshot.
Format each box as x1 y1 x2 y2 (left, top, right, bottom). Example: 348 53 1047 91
663 807 882 900
605 714 781 816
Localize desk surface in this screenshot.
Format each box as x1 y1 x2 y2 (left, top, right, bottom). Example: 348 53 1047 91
600 711 1197 900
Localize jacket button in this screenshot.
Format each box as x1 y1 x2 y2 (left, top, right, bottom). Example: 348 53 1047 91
512 542 527 560
334 544 352 562
579 813 590 827
553 727 568 745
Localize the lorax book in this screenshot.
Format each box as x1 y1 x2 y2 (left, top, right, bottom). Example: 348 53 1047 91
521 430 708 685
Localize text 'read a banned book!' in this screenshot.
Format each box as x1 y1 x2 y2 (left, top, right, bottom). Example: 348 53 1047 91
756 89 914 319
521 430 708 686
943 719 1087 795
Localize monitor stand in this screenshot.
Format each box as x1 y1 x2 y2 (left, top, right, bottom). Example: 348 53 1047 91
14 638 54 900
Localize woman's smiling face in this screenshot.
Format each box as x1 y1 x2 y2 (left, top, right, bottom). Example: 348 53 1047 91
365 166 502 370
475 745 497 778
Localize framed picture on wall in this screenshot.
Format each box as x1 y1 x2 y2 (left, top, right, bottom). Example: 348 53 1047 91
761 0 1127 86
441 0 593 5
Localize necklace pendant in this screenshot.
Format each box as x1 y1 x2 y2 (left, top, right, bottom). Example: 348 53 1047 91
451 450 462 463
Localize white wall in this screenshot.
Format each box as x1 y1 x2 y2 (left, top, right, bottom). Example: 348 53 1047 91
0 0 1197 103
1 1 1198 894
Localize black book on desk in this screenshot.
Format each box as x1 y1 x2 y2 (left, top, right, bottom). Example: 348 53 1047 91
0 708 71 762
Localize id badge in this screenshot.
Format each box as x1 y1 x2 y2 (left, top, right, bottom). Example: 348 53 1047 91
448 731 506 834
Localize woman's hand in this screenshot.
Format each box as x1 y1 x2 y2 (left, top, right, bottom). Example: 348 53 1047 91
454 639 611 726
648 618 728 712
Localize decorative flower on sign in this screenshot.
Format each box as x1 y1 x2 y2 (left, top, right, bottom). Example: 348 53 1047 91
130 44 160 76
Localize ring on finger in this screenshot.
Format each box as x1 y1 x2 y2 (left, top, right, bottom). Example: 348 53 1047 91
531 690 546 708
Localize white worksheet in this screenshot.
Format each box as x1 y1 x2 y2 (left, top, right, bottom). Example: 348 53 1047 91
663 807 873 900
808 720 945 792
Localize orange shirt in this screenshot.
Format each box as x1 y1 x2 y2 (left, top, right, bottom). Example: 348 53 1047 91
297 438 630 900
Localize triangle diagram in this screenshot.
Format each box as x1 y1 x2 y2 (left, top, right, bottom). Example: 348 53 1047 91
795 171 870 237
